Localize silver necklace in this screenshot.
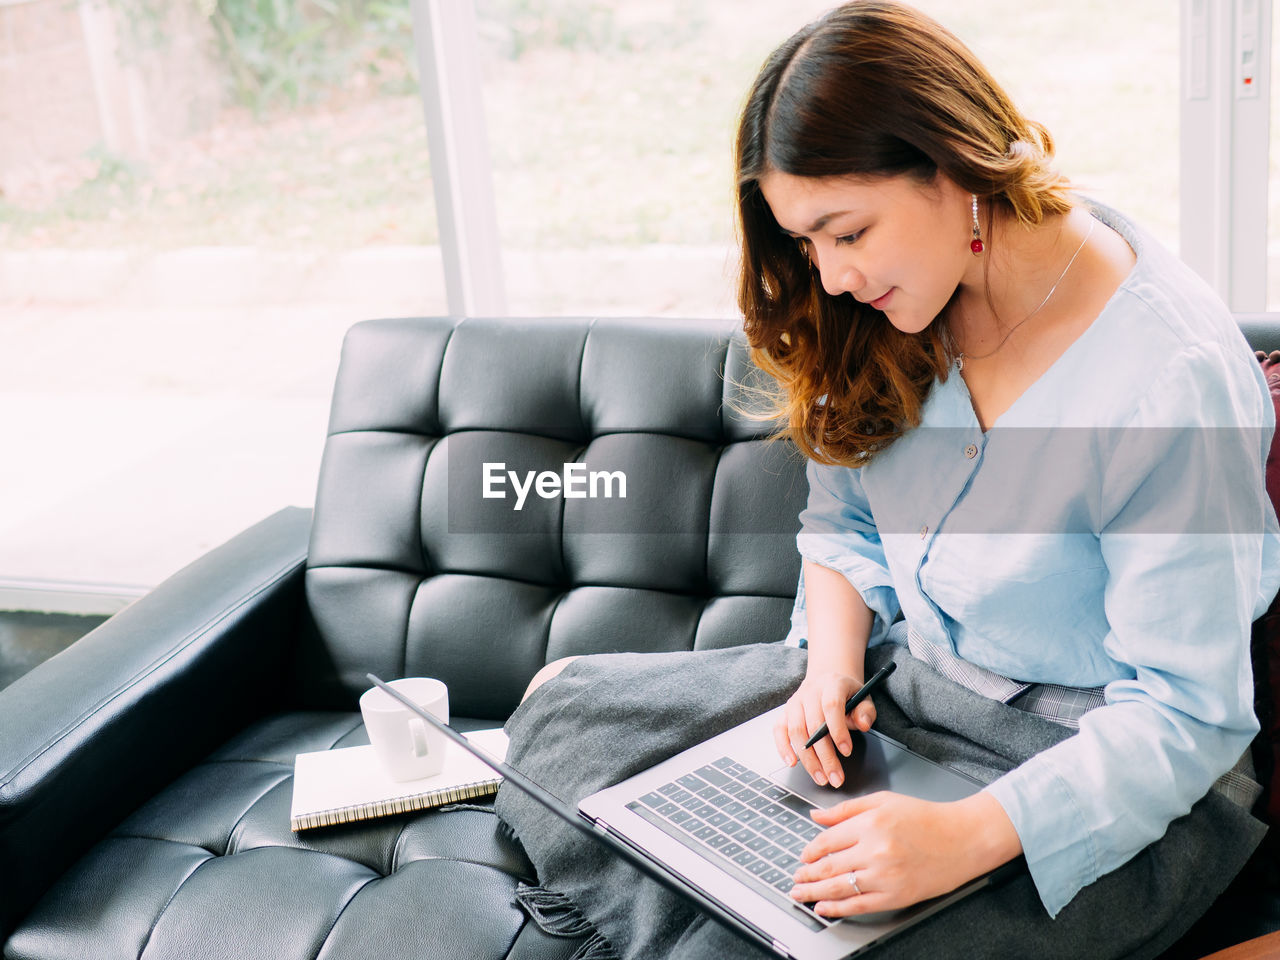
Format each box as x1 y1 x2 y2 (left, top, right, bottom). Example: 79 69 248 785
956 218 1095 371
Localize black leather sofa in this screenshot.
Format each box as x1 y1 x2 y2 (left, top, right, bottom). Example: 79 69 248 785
0 316 804 960
4 314 1280 960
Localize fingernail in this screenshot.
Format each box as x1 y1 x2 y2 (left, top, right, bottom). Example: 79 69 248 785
813 771 827 786
830 772 842 787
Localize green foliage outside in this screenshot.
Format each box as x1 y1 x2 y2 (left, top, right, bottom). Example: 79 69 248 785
206 0 417 114
0 1 1194 257
107 0 707 116
1 0 725 250
0 146 146 242
476 0 705 61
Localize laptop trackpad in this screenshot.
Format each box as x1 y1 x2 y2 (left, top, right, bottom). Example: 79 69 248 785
765 731 980 809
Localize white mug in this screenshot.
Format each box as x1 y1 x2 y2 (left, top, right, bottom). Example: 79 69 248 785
359 677 450 782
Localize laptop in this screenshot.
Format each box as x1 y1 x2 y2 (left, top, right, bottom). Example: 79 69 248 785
366 673 1017 960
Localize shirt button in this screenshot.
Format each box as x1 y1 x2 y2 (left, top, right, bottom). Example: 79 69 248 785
919 525 928 539
964 443 978 459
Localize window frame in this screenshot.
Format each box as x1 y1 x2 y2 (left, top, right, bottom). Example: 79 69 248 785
1180 0 1273 314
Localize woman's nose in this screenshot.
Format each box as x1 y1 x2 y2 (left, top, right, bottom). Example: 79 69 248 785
816 254 865 298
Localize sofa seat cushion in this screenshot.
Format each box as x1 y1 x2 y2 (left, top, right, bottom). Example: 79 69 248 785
6 712 582 960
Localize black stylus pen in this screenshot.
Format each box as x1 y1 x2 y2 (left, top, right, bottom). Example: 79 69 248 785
802 660 897 750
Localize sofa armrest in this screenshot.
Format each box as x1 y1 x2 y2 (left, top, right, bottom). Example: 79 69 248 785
1202 930 1280 959
0 506 311 939
1237 315 1280 355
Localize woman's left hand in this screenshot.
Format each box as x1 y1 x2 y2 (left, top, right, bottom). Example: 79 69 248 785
790 790 1021 917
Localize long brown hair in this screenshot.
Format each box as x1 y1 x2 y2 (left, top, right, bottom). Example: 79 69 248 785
736 1 1073 466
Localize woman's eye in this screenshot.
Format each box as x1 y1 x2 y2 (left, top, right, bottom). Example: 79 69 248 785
835 231 864 246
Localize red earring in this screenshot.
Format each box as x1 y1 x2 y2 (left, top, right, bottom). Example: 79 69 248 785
970 194 984 255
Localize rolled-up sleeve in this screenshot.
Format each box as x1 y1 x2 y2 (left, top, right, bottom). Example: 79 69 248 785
784 458 902 648
985 341 1280 916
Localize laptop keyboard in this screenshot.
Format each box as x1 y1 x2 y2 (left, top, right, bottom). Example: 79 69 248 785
625 756 826 919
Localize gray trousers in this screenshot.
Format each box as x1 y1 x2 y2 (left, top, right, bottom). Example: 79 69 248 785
494 643 1264 960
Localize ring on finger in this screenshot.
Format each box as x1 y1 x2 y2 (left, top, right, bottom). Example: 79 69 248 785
847 871 861 896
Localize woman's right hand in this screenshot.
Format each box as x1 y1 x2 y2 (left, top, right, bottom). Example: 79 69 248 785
773 670 877 789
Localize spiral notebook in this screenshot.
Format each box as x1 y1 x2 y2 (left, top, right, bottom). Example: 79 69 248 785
290 728 509 831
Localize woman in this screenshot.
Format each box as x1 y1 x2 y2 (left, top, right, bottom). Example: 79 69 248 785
741 0 1278 925
497 2 1280 956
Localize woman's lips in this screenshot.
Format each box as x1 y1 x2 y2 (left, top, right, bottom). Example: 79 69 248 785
870 289 894 310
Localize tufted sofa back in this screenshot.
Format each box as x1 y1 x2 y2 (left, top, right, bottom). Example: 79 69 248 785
293 317 807 718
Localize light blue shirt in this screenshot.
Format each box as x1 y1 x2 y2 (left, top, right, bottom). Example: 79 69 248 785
784 199 1280 917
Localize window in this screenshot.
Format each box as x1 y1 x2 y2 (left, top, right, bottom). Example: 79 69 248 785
1269 7 1280 311
0 0 1221 611
913 1 1179 252
472 0 832 318
0 0 444 609
472 0 1179 322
